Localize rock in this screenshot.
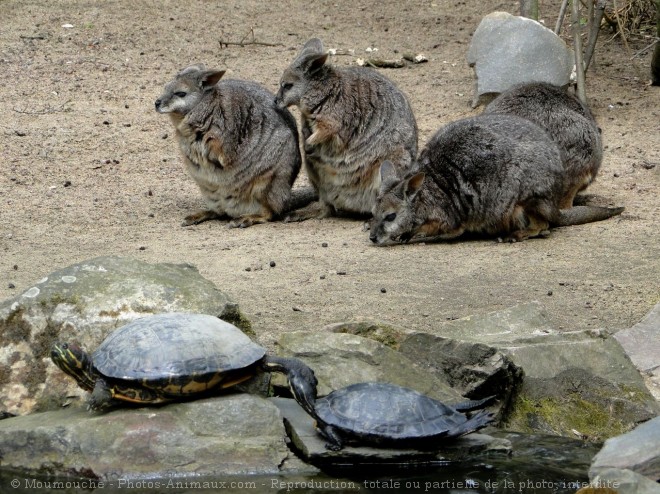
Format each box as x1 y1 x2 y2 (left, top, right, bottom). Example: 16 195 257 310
402 302 659 440
466 11 574 107
590 416 660 481
399 334 522 420
589 469 660 494
615 303 660 400
274 331 463 402
270 397 511 465
0 395 290 479
0 256 251 415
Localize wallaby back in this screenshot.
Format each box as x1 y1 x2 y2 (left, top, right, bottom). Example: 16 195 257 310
155 64 303 228
484 82 602 208
370 113 622 245
275 38 418 221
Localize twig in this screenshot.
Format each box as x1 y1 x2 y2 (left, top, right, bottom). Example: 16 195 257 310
358 58 405 68
13 101 72 115
219 28 282 48
584 0 607 71
572 0 588 103
632 39 658 58
555 0 570 34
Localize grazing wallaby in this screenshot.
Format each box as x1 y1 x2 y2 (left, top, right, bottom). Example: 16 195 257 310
484 82 602 208
155 64 307 228
274 38 418 221
369 114 623 245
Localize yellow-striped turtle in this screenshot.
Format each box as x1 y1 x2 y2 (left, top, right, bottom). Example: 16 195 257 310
51 312 268 410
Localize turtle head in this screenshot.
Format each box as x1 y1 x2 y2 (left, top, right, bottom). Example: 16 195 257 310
50 342 97 392
263 356 318 416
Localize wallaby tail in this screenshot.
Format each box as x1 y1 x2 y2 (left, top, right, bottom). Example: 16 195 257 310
554 205 624 226
285 186 319 213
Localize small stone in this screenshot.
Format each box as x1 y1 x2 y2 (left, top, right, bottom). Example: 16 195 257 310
63 180 72 187
292 307 302 312
321 242 328 247
161 133 168 140
8 283 15 289
320 275 326 280
147 190 153 196
138 246 146 251
269 261 276 268
547 290 553 296
337 270 347 275
13 265 18 270
148 213 155 218
245 267 252 272
380 288 387 293
103 120 110 125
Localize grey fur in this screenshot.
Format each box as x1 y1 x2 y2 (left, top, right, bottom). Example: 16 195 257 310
484 82 602 208
370 114 623 245
155 64 303 228
274 38 418 221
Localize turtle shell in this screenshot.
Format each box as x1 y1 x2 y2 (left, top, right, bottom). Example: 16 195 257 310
314 382 475 443
92 313 265 383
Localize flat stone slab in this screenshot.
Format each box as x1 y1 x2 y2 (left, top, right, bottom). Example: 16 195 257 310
270 397 511 466
467 11 574 107
0 395 290 479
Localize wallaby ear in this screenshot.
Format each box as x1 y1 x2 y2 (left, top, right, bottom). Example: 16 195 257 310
379 161 398 193
302 53 328 75
404 172 425 200
299 38 324 57
200 70 226 89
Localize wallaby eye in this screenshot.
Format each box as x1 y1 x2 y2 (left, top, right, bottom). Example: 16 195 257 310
174 91 187 98
384 212 397 222
281 82 293 91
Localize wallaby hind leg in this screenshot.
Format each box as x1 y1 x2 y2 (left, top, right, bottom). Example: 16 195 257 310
284 200 334 222
182 210 227 226
502 213 550 243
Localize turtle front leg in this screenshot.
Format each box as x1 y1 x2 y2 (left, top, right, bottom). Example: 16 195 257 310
317 423 344 451
88 379 114 411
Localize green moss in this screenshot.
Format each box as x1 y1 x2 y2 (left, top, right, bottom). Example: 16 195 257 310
220 305 254 338
507 393 630 441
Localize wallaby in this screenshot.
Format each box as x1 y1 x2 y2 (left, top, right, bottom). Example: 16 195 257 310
274 38 418 221
369 113 623 245
484 82 602 208
155 64 309 228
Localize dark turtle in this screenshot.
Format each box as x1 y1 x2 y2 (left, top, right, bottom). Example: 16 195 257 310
266 356 495 450
51 312 275 410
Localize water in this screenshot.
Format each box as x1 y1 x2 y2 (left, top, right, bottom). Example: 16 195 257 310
0 432 600 494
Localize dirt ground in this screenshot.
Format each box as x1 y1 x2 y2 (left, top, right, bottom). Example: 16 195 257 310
1 0 658 350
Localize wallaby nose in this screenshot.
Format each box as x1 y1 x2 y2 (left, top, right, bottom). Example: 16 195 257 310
369 234 378 244
154 99 161 111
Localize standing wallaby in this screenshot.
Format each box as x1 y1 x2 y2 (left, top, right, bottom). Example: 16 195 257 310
370 114 623 245
155 64 305 228
274 38 418 221
484 82 602 208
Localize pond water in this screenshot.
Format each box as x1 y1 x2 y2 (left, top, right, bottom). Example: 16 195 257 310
0 431 601 494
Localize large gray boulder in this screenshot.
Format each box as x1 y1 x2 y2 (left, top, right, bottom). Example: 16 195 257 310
274 331 463 402
400 303 659 440
615 303 660 401
467 11 575 107
0 256 251 415
590 416 660 482
0 395 290 479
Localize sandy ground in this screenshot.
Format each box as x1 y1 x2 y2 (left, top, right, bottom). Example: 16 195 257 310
1 0 658 350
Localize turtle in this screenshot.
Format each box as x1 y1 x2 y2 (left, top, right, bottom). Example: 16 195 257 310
266 356 495 451
51 312 295 411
